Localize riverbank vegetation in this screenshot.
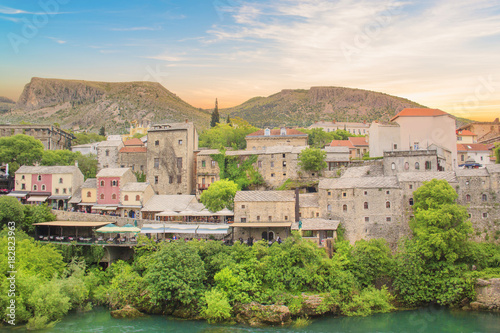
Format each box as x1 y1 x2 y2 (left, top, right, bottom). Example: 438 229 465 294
1 180 500 329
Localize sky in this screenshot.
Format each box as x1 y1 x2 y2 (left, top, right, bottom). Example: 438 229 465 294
1 0 500 121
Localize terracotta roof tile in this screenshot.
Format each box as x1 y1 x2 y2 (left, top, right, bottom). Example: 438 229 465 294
123 138 144 146
456 129 476 136
390 108 449 122
456 143 490 151
330 140 355 149
348 137 368 146
120 146 147 153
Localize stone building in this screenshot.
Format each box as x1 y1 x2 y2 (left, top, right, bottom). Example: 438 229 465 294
245 128 308 150
146 121 198 195
457 143 492 166
196 149 221 193
309 121 370 135
383 149 448 176
0 124 74 150
71 142 98 155
458 118 500 144
118 138 147 174
119 182 155 218
97 139 124 171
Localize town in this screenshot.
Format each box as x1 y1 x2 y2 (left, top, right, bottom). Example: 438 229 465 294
1 108 499 260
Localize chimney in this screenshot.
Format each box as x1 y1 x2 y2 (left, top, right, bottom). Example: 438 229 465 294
295 188 300 222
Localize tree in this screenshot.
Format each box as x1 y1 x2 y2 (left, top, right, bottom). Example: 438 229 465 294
210 98 220 128
199 120 258 150
0 196 25 227
298 147 327 174
226 114 231 125
200 179 238 212
495 143 499 164
0 134 44 173
98 126 106 137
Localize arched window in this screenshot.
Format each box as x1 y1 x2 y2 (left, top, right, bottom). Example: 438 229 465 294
59 178 63 184
409 198 414 206
425 161 431 170
482 194 487 202
391 162 396 170
111 180 117 187
87 191 91 198
465 194 471 202
124 195 129 201
100 194 104 200
112 194 117 200
41 185 46 191
364 202 369 209
415 162 420 170
264 128 271 136
404 162 409 170
37 175 42 181
33 184 37 191
343 204 347 212
100 180 105 187
386 201 391 208
327 204 332 211
136 195 140 201
105 150 109 156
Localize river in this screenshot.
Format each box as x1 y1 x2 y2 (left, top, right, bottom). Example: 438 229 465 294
1 307 499 332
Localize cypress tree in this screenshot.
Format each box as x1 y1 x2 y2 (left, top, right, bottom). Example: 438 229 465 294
210 98 220 128
226 114 231 126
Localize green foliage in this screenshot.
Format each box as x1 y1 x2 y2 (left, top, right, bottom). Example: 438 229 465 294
199 119 258 150
201 289 232 323
341 287 394 317
72 132 106 145
298 147 327 174
349 239 392 287
299 128 360 148
143 242 206 307
0 196 25 228
99 126 106 136
213 153 264 190
76 153 98 179
23 203 56 233
200 179 239 212
0 134 44 172
210 99 220 128
134 171 147 182
495 143 499 164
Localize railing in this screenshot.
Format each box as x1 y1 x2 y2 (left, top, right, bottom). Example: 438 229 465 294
36 235 138 246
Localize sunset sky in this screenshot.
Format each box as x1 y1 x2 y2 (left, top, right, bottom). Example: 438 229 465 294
1 0 499 120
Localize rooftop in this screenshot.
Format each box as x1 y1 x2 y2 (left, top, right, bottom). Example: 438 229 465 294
149 122 193 131
396 171 458 183
319 176 399 189
235 190 295 202
299 193 319 207
456 129 477 136
457 143 490 151
16 165 81 175
390 108 449 122
81 178 97 189
123 138 144 146
96 168 132 178
330 140 355 149
455 169 490 177
119 146 147 153
97 140 123 147
348 137 369 146
121 182 151 192
141 195 197 212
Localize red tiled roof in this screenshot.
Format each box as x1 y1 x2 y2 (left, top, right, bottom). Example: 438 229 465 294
348 136 368 146
246 128 307 137
456 129 476 136
330 140 355 149
123 138 144 146
120 147 147 153
456 143 490 151
390 108 449 122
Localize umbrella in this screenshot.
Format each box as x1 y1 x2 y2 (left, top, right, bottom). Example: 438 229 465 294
95 223 119 233
121 224 141 233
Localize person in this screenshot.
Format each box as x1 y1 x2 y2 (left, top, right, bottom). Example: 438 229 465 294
277 236 282 244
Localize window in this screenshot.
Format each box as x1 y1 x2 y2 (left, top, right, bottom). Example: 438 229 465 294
303 230 313 237
21 184 26 190
280 128 286 135
285 216 288 221
256 216 260 221
63 188 67 194
201 160 206 168
268 216 272 221
124 195 129 201
409 184 413 189
112 180 118 187
283 173 286 176
177 157 183 169
282 153 286 158
316 212 319 217
202 178 206 185
386 217 392 222
386 201 391 208
343 192 347 197
100 194 104 200
177 175 182 183
241 217 246 223
105 150 109 156
468 214 472 218
465 194 471 202
415 162 420 170
364 191 368 195
391 162 396 170
482 194 487 202
264 128 271 136
241 204 245 209
155 140 159 146
178 139 183 145
169 176 173 184
21 175 25 180
59 178 63 184
425 161 431 170
282 161 287 167
33 184 37 191
258 161 262 168
135 195 140 201
271 161 274 168
409 198 414 206
100 180 105 187
343 204 347 212
386 190 390 195
154 158 159 168
465 180 469 185
483 213 488 218
365 217 369 222
327 204 332 211
37 175 42 181
271 173 275 177
211 160 216 167
364 202 369 209
112 194 116 200
41 185 46 191
393 144 398 150
155 176 159 184
87 191 91 198
328 191 331 196
461 155 465 162
55 188 59 194
404 162 409 170
413 142 419 150
211 177 215 183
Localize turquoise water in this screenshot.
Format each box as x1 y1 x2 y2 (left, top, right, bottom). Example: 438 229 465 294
2 307 500 332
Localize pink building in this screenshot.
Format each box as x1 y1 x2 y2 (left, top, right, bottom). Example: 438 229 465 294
94 168 136 212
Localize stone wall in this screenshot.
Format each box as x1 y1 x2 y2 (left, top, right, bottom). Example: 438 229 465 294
52 210 147 227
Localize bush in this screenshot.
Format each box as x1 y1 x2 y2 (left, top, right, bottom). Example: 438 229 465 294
202 289 232 323
341 287 394 317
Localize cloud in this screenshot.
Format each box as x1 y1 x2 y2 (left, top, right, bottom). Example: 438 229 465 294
0 5 72 15
46 37 66 44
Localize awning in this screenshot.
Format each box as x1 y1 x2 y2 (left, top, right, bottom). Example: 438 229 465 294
7 191 29 198
78 202 95 206
92 205 118 211
214 208 234 216
118 205 142 209
33 221 114 227
230 222 292 228
27 196 48 202
196 225 230 234
48 195 72 200
140 223 230 235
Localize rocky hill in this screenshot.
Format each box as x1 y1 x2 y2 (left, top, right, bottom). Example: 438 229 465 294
0 96 15 113
7 77 210 133
222 87 427 128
